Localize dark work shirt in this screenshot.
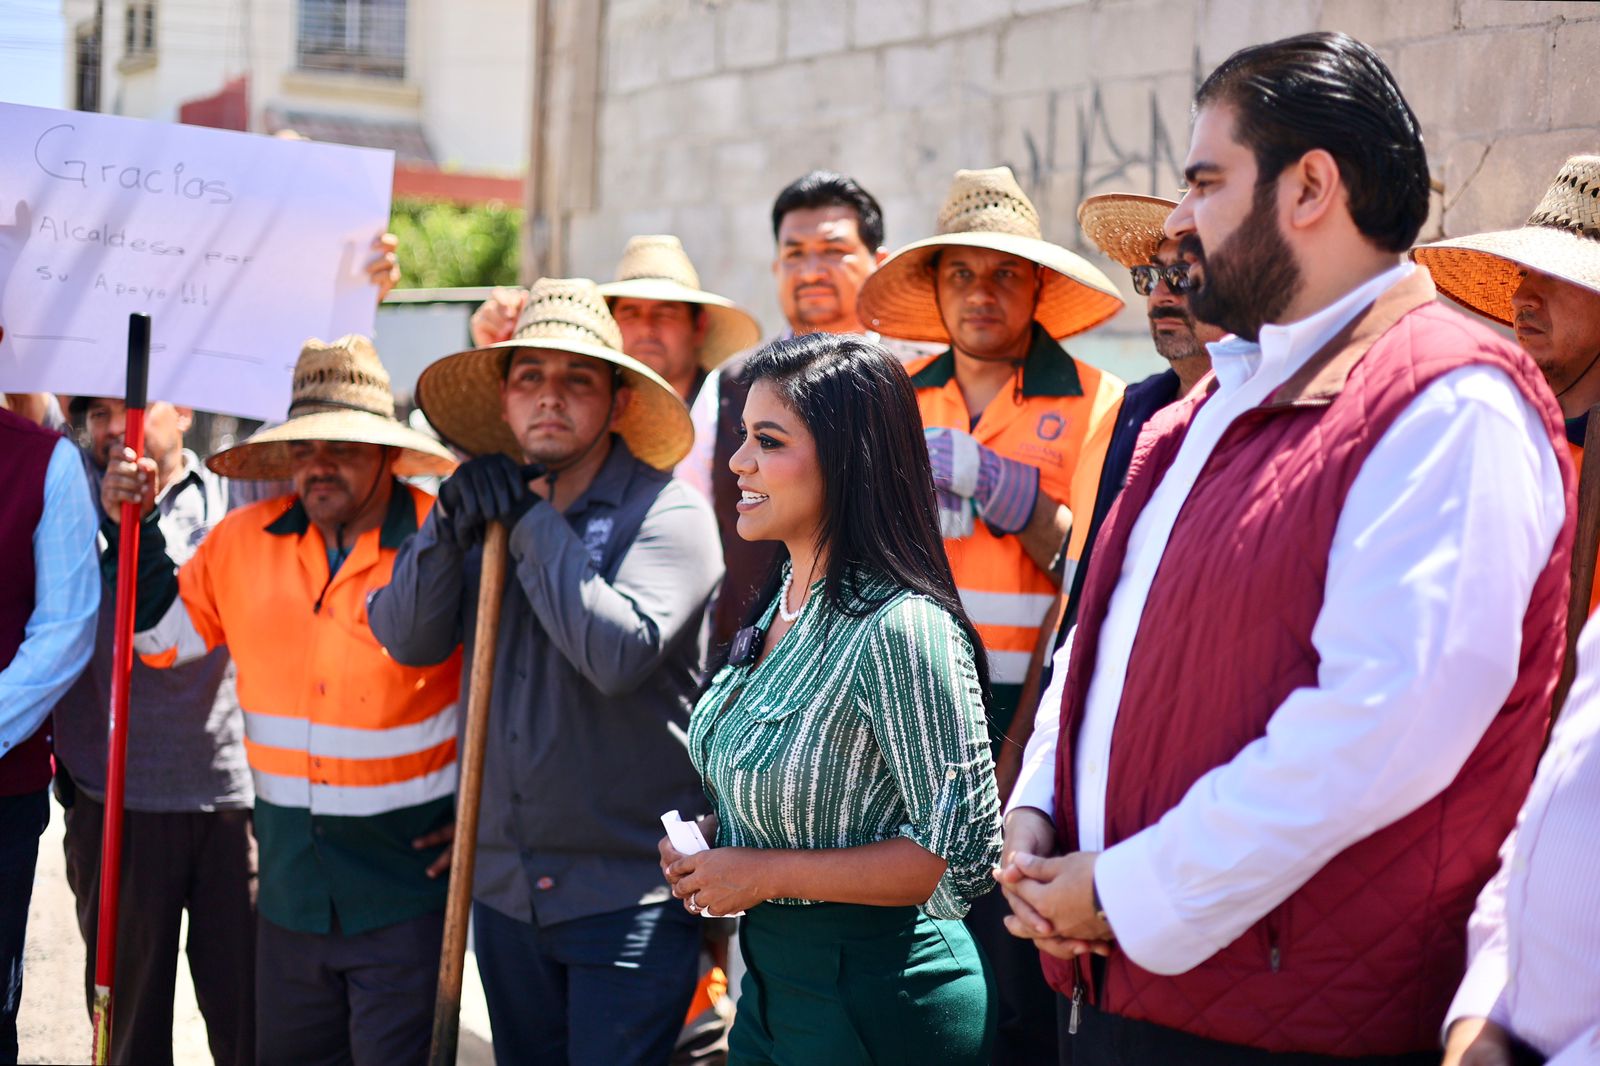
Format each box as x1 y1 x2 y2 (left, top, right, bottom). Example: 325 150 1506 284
369 438 724 926
1062 367 1184 635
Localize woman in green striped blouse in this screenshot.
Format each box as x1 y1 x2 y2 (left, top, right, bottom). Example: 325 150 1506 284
660 333 1003 1065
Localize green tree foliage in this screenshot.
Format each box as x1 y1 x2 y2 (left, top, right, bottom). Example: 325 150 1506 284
390 198 521 289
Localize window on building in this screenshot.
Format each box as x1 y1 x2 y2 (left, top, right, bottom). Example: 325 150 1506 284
75 21 102 111
297 0 406 79
125 0 156 58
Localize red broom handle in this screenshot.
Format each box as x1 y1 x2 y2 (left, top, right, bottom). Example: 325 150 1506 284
91 313 151 1065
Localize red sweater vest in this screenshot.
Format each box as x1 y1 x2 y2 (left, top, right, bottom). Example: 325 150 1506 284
1045 271 1574 1055
0 408 62 796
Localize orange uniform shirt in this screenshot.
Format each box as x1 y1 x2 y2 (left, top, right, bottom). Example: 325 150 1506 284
909 324 1123 730
1570 438 1600 617
135 483 463 933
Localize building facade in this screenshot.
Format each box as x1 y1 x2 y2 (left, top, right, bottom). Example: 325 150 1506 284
60 0 532 182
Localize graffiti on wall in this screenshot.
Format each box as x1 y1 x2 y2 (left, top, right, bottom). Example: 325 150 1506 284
1002 62 1199 252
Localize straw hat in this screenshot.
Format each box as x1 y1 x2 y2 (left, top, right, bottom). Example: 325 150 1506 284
596 235 762 369
415 277 693 471
207 335 458 480
1412 155 1600 326
857 167 1125 342
1077 194 1180 269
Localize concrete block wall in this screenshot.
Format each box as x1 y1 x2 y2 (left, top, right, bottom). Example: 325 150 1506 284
570 0 1600 375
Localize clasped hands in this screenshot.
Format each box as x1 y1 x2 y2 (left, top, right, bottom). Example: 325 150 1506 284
997 807 1115 960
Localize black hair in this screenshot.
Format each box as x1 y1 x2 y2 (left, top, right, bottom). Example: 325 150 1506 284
721 333 992 710
1195 31 1430 253
770 170 886 253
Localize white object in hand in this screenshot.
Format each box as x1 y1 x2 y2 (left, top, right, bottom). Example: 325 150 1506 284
660 810 743 916
661 809 709 855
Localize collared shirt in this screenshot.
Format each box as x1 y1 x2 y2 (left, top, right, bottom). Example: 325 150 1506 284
693 569 1001 919
128 482 463 935
1008 261 1569 974
370 438 724 927
54 449 251 811
0 436 99 754
1446 616 1600 1064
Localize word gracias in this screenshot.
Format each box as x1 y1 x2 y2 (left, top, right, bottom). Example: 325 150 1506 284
34 123 234 205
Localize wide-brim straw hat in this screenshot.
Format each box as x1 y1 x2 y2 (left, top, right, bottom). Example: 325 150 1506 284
857 166 1125 343
596 235 761 370
207 335 459 480
1077 194 1180 269
1412 155 1600 326
416 277 693 471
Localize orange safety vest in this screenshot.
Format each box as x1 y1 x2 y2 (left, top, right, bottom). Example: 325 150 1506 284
909 324 1123 709
1570 438 1600 617
139 484 463 815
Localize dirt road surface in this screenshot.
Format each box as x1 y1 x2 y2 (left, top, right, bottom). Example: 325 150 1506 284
18 794 494 1064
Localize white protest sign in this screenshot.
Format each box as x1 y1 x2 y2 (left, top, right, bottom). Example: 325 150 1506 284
0 102 394 420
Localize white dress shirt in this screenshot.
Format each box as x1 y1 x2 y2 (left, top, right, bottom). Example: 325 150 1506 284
1445 617 1600 1065
679 361 724 504
1007 262 1568 976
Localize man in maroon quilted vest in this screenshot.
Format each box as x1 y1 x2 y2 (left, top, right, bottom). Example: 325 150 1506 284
996 32 1576 1066
0 397 101 1063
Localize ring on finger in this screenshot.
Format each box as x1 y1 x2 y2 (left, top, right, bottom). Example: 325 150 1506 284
689 892 702 912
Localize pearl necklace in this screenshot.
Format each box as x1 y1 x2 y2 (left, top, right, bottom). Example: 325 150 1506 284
778 568 806 623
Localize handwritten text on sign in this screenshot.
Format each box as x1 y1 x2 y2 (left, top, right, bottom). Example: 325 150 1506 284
0 103 394 421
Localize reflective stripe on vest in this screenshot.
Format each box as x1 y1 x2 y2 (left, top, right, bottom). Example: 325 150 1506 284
960 589 1056 684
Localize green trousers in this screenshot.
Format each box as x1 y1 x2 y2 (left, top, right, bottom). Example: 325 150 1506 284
729 901 995 1066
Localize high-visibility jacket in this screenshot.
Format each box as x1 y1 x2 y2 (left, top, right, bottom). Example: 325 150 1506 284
131 482 462 934
909 323 1123 734
1568 426 1600 616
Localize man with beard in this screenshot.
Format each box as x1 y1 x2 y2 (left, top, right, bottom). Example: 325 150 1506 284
1414 155 1600 618
101 336 463 1066
996 32 1572 1065
856 165 1126 1066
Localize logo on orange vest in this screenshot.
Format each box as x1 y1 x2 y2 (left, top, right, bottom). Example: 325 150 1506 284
1036 413 1066 441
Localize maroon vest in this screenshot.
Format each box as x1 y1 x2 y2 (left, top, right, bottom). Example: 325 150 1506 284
0 408 64 796
1045 272 1575 1055
710 349 781 648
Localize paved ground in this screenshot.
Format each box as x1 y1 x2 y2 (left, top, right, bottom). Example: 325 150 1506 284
18 794 494 1065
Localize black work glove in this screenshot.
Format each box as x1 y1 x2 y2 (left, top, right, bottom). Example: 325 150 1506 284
436 454 540 549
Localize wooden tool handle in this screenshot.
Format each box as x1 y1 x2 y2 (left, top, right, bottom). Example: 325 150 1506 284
428 520 509 1066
